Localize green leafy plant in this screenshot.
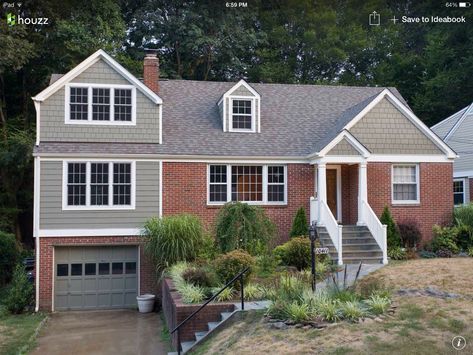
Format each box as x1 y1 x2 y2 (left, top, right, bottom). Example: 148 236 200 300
290 207 308 237
255 254 278 277
197 234 220 261
398 220 421 248
143 214 205 275
317 299 341 322
214 249 255 286
388 246 407 260
284 301 311 322
215 202 276 255
211 286 235 302
243 283 264 300
419 250 437 259
454 224 473 251
431 225 459 254
182 268 217 288
167 261 189 286
467 247 473 257
339 301 368 321
0 231 20 285
365 295 391 315
177 283 206 304
4 264 33 314
380 206 401 248
454 204 473 243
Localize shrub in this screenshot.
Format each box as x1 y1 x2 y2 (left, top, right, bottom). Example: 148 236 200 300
436 248 453 258
284 301 311 322
365 295 391 315
380 206 401 248
143 215 205 274
419 250 437 259
215 202 276 255
177 283 206 304
182 268 216 288
455 224 473 251
278 237 311 270
388 246 407 260
398 221 421 248
214 250 255 286
197 234 219 261
211 286 235 302
0 231 20 285
167 261 189 286
244 283 264 300
454 204 473 240
4 264 33 314
317 299 341 322
467 247 473 257
290 207 308 238
339 301 368 321
255 254 278 277
431 225 459 254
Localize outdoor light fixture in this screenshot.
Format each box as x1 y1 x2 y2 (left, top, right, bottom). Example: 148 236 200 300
309 221 318 292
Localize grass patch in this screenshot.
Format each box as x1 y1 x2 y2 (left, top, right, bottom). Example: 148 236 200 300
398 304 424 321
159 312 172 352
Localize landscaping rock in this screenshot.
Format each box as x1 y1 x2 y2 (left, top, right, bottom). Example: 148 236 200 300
295 323 303 328
397 286 462 300
284 320 296 326
302 325 312 330
364 318 374 324
270 321 289 330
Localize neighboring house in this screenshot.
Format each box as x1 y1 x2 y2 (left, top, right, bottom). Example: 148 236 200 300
32 50 456 312
432 103 473 206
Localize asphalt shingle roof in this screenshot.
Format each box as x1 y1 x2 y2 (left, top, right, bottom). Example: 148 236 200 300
35 80 407 157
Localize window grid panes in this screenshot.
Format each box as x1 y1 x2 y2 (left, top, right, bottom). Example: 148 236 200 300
454 180 464 205
267 166 285 202
393 165 418 202
113 163 131 205
232 100 252 130
209 165 227 202
114 89 132 121
70 87 88 120
90 163 109 206
231 166 263 202
92 88 110 121
67 163 86 206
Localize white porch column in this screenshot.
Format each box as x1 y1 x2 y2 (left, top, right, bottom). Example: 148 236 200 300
357 161 368 225
317 164 327 223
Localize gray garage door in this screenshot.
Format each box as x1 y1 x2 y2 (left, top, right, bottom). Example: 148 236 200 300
55 246 138 310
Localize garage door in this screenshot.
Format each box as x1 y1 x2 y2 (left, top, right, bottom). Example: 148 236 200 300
54 246 138 311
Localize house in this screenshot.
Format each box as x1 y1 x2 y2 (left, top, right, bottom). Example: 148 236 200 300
432 103 473 205
32 49 456 312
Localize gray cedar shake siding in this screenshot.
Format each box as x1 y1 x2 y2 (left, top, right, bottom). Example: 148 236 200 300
40 59 160 143
326 138 361 156
349 98 443 154
39 161 160 229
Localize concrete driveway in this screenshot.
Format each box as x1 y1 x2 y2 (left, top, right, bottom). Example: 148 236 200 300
31 310 168 355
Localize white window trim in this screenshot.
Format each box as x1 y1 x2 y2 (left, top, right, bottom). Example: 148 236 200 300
207 164 287 206
62 160 136 210
391 164 420 205
453 178 466 206
65 83 136 125
228 97 256 133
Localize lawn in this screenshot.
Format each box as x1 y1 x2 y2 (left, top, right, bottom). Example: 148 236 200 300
193 258 473 355
0 288 46 355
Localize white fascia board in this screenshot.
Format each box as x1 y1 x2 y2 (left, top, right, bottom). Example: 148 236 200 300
317 130 371 158
32 49 162 105
33 100 40 146
225 79 260 99
39 228 142 237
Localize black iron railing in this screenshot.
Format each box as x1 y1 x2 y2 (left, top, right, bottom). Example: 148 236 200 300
170 266 250 355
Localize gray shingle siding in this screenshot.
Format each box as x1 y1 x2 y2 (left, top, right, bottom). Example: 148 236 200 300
349 98 443 155
326 138 360 156
39 160 160 229
40 59 160 143
446 113 473 172
230 84 255 97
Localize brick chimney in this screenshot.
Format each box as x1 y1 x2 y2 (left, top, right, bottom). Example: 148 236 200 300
143 49 160 93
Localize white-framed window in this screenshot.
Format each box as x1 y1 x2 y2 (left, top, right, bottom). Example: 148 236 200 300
392 164 420 204
65 84 136 125
63 161 135 210
207 164 287 205
229 98 255 132
454 179 465 206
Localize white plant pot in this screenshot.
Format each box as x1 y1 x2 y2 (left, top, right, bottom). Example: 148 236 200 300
136 294 155 313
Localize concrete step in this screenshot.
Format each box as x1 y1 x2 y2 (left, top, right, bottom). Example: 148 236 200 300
320 242 381 251
341 251 383 258
338 256 383 264
220 312 233 321
181 341 195 353
320 236 376 245
208 321 220 331
195 331 207 342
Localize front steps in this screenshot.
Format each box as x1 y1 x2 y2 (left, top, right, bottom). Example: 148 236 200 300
317 225 384 264
168 301 269 355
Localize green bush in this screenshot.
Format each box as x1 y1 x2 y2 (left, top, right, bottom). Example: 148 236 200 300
215 202 276 255
398 221 421 248
143 214 205 274
255 254 278 277
431 225 459 254
388 246 407 260
273 237 327 271
419 250 437 259
455 224 473 251
290 207 308 238
380 206 401 248
365 295 391 315
196 234 219 261
4 264 33 314
177 283 206 304
182 268 217 288
0 231 20 285
467 247 473 257
214 249 255 286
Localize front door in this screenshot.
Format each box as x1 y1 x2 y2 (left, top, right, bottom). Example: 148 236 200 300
326 169 338 220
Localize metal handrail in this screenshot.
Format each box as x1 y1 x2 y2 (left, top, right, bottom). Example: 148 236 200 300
170 266 250 354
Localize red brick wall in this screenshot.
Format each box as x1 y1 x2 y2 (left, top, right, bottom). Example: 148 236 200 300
367 162 453 242
469 178 473 202
37 236 156 312
163 162 314 244
341 164 358 225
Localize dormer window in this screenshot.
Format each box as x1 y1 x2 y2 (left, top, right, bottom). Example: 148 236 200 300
65 84 136 125
231 99 253 131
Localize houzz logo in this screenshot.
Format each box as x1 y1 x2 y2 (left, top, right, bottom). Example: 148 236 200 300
6 13 15 26
6 13 49 26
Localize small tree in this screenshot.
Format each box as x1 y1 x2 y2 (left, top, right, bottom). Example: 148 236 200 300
0 231 20 286
215 202 276 255
4 264 33 314
380 206 401 248
290 207 308 237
